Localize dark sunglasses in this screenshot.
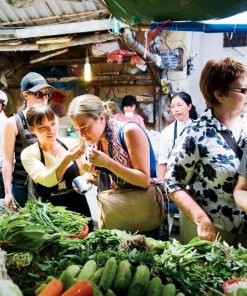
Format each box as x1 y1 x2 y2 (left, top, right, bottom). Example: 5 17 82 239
29 91 52 100
229 88 247 95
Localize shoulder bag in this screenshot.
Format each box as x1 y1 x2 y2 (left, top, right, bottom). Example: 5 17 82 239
97 183 165 233
97 122 166 234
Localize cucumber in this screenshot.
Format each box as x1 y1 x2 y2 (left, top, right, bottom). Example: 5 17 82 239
106 289 117 296
113 260 132 294
127 265 150 296
66 264 81 278
78 259 97 280
92 283 104 296
161 283 176 296
59 270 75 291
145 276 163 296
99 257 118 292
91 267 104 285
35 283 46 295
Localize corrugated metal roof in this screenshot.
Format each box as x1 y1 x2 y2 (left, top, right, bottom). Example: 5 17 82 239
0 0 106 27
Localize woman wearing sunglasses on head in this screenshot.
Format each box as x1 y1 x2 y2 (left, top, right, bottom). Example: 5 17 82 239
2 72 53 208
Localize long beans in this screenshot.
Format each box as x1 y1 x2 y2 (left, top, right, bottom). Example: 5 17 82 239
22 199 90 235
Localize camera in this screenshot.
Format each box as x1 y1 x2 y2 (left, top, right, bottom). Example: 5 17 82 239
72 176 92 194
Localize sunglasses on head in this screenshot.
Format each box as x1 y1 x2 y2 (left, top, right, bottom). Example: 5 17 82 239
29 90 52 100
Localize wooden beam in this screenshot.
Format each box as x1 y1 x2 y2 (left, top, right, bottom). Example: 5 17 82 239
38 32 116 53
14 19 128 39
44 74 152 83
0 42 38 51
36 57 105 66
0 9 109 27
0 32 116 52
36 36 73 45
6 74 153 88
147 63 161 87
29 49 69 64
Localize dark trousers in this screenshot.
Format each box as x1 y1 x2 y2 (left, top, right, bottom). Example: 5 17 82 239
0 171 4 199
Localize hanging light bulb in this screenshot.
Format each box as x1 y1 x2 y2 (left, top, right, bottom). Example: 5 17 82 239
84 50 91 82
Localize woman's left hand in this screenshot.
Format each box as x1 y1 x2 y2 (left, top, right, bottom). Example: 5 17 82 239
88 148 110 168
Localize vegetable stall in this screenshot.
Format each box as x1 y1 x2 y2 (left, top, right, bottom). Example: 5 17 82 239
0 200 246 296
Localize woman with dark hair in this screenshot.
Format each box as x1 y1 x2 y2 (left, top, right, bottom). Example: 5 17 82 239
158 91 198 181
165 57 247 246
114 95 145 128
20 105 93 228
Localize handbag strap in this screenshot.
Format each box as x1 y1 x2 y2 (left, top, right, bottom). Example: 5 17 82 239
219 130 243 160
172 120 178 149
15 113 28 149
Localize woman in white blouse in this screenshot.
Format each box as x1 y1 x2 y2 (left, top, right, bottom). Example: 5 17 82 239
158 92 198 181
21 105 93 229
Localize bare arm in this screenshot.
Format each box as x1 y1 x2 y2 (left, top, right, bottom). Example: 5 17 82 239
169 189 216 241
233 176 247 212
21 144 84 187
157 163 167 181
2 117 17 207
55 144 84 181
88 123 150 188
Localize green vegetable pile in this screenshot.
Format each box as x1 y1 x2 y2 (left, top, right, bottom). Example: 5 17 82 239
22 199 90 235
0 199 90 252
1 203 246 296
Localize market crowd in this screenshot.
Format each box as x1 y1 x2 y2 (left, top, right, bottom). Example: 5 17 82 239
1 57 247 247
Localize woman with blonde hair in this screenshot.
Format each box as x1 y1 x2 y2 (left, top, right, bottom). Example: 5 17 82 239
68 94 167 239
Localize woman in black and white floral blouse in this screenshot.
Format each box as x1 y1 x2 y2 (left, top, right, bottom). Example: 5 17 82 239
165 57 247 246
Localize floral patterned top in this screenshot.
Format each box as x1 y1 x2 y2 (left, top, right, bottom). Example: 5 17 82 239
165 108 247 233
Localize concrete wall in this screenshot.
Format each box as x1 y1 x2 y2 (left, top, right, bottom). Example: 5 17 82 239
162 31 247 115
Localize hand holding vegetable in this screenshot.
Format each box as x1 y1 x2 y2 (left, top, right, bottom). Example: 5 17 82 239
88 148 110 168
196 217 217 241
67 143 85 162
4 192 17 209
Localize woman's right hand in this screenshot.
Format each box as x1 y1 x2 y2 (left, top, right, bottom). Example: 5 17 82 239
4 193 16 209
196 218 217 241
67 143 85 161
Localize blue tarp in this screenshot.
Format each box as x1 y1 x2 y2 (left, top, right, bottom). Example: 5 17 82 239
150 22 247 33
